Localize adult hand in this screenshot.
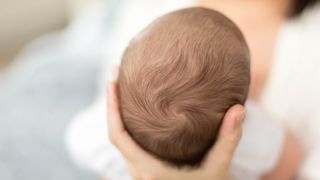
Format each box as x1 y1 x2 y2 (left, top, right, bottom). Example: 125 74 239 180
107 69 245 180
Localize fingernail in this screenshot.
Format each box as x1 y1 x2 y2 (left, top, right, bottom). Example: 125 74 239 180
237 109 246 125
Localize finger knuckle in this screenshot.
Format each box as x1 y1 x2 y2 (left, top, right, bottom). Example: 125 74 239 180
228 129 242 143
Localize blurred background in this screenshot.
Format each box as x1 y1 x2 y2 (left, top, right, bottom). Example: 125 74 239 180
0 0 109 179
0 0 182 179
0 0 66 69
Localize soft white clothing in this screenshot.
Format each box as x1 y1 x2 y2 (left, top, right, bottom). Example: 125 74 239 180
260 3 320 179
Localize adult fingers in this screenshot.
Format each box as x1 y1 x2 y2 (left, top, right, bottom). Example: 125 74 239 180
113 66 119 80
205 104 245 168
107 81 125 144
126 162 143 180
107 65 122 141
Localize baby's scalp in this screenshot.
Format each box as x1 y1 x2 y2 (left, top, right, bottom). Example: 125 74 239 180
118 7 250 167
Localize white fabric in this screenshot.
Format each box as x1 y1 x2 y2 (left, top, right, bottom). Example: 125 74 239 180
260 3 320 179
65 98 131 180
66 98 284 180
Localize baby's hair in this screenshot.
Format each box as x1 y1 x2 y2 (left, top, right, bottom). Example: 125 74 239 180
118 7 250 167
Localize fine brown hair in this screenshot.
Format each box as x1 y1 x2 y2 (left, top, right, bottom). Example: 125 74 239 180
118 7 250 167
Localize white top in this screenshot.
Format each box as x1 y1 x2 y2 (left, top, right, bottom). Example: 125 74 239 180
260 2 320 179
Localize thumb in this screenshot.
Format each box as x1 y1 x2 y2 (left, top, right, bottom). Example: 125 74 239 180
205 104 245 167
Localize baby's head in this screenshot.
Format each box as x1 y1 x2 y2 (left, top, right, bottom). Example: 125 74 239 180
118 7 250 167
